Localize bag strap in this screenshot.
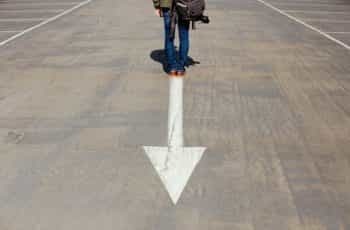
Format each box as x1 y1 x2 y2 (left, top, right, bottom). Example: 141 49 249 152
170 0 177 39
170 13 177 39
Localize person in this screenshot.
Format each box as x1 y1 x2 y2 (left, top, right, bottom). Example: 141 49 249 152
153 0 190 76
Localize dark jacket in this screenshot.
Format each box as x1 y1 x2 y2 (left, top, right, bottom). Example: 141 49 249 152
152 0 172 9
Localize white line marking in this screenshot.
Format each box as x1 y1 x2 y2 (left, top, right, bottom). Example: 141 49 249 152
0 9 65 13
144 146 205 204
278 0 350 1
268 0 350 2
0 0 92 47
0 2 80 6
0 18 47 22
302 19 350 23
326 32 350 34
168 77 184 149
270 2 350 7
0 30 22 33
255 0 350 50
285 10 350 14
143 77 206 205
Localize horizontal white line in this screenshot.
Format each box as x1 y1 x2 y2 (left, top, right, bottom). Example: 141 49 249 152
0 0 78 1
270 0 350 1
268 0 350 2
270 0 346 2
0 9 65 13
0 30 22 33
271 2 350 7
285 10 350 14
326 32 350 34
0 0 92 47
256 0 350 50
0 2 80 6
0 18 47 22
302 19 350 23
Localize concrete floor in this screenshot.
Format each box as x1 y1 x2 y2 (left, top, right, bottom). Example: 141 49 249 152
0 0 350 229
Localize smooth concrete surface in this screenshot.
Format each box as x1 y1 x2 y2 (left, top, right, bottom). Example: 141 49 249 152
0 0 350 229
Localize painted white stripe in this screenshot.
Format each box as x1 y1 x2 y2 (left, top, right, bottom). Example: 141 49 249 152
0 18 47 22
270 0 350 1
143 146 205 204
255 0 350 50
0 2 80 6
302 19 350 23
271 2 350 7
326 32 350 34
0 0 92 47
168 77 184 150
143 75 206 205
0 30 22 33
284 10 350 14
0 9 64 13
277 0 350 1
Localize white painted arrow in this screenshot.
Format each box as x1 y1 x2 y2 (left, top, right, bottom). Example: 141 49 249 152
143 76 206 205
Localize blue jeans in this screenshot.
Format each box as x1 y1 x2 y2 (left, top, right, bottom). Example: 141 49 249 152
163 8 190 72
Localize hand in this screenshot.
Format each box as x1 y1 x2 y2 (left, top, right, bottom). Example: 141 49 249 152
155 9 161 17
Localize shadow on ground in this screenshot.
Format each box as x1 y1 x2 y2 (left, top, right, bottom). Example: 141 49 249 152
150 49 200 73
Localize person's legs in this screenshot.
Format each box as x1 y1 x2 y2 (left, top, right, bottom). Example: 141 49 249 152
178 19 190 72
163 8 177 72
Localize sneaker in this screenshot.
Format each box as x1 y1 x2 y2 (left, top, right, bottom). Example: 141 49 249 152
176 69 186 76
168 70 177 76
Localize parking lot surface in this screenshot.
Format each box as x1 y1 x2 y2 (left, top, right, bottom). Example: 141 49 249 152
0 0 350 229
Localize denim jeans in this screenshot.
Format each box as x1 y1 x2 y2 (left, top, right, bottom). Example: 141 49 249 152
163 8 190 72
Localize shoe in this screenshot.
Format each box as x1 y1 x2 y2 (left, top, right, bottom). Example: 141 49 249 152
176 70 186 76
168 70 177 77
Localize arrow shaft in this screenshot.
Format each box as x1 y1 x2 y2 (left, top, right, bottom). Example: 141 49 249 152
143 77 207 205
168 77 184 151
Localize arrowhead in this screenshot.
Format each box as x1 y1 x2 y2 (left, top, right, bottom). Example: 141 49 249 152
143 146 206 204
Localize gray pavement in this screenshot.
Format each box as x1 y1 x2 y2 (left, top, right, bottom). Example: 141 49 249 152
0 0 350 229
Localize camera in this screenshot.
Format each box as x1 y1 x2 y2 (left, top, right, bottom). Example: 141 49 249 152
200 15 210 24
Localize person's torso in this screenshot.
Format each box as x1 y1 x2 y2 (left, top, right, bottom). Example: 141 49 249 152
160 0 172 8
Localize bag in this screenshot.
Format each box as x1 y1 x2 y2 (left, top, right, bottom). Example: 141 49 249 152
175 0 206 21
169 0 209 38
